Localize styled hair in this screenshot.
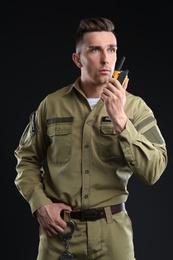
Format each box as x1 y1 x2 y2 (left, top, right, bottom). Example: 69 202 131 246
75 17 116 52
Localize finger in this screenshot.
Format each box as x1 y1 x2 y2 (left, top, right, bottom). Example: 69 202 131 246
108 78 122 90
123 77 129 90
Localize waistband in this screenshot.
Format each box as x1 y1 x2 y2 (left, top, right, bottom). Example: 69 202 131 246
63 203 125 221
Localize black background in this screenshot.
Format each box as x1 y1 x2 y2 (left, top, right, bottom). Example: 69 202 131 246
2 3 172 260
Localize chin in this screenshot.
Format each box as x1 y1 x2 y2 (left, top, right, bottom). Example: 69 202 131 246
100 76 110 83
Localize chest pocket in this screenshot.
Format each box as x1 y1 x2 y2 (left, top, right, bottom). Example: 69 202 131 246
99 122 123 163
47 118 73 164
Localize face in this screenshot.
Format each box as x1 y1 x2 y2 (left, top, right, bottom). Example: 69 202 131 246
74 31 117 84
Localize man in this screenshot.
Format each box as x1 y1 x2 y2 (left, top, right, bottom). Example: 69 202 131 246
14 17 168 259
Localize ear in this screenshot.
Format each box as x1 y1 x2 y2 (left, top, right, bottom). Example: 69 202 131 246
72 53 82 68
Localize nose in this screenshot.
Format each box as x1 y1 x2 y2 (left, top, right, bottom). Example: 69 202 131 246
101 51 109 65
102 61 109 65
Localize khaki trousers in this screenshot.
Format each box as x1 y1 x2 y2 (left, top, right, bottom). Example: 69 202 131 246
36 209 136 260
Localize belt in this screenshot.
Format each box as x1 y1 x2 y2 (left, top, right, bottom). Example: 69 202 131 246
68 203 125 221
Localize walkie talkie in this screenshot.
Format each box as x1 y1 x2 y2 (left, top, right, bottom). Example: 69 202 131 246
113 56 129 87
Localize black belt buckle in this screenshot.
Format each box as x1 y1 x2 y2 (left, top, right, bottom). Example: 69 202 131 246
81 209 98 221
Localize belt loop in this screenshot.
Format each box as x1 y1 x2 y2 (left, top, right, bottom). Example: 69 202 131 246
104 206 113 224
63 210 71 223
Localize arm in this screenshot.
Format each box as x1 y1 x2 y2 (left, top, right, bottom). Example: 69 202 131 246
14 100 71 236
101 78 168 184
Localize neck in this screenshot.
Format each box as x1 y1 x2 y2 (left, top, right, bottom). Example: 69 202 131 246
80 80 106 98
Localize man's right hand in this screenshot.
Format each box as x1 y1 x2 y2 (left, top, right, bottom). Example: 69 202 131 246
35 203 72 236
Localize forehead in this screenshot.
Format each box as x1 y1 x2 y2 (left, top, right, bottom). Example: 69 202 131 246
83 31 117 47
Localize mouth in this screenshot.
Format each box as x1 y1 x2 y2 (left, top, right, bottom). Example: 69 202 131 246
99 69 111 75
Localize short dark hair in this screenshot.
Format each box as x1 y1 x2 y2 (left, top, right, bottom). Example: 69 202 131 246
75 17 116 51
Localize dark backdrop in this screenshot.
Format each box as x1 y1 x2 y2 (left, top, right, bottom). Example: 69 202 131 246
2 4 172 260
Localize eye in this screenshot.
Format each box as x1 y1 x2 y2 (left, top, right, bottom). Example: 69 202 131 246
109 47 116 53
91 47 100 53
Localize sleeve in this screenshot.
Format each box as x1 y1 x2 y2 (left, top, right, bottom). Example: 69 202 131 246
118 97 168 185
14 99 52 214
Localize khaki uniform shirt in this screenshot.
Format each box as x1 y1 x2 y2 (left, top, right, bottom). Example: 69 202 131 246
14 77 168 214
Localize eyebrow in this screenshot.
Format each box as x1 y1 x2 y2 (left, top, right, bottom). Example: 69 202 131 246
88 44 117 49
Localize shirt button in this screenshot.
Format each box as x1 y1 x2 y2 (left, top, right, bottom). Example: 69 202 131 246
84 194 89 199
86 119 93 125
119 136 126 141
130 161 136 166
85 170 89 174
84 144 89 148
